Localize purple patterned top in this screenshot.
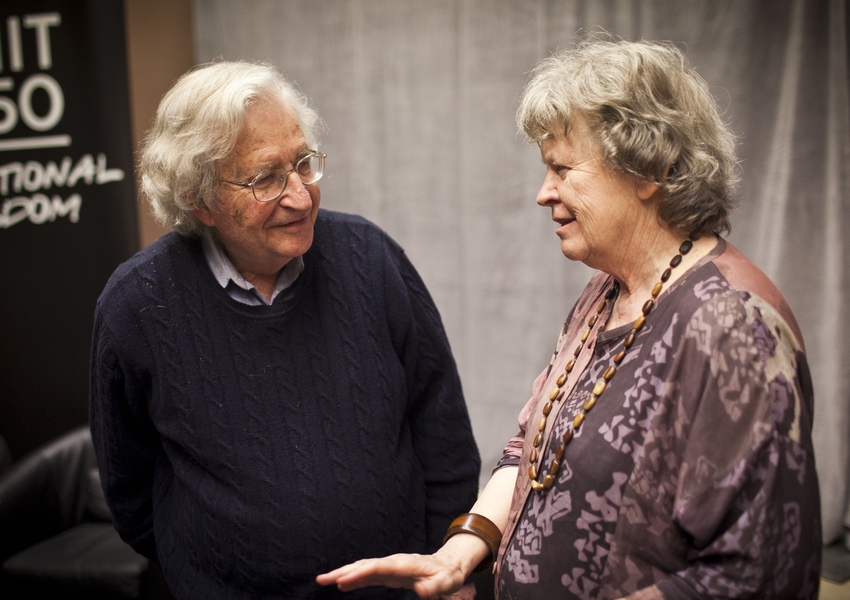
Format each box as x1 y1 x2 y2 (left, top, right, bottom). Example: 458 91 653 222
494 239 821 599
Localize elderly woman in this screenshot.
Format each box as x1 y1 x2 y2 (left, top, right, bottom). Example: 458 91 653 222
89 61 480 599
318 39 821 599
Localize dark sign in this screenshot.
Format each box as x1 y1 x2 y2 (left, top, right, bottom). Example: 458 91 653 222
0 0 138 459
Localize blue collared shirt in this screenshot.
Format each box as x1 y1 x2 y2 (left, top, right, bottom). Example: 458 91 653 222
200 231 303 306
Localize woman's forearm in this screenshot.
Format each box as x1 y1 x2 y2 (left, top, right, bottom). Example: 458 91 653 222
438 465 518 577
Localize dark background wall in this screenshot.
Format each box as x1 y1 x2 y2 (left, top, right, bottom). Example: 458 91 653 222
0 0 191 462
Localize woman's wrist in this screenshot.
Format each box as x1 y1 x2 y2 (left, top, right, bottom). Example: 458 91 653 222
442 513 502 573
437 531 491 579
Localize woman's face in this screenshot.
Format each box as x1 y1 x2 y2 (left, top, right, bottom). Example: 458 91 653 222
536 121 655 272
193 99 321 278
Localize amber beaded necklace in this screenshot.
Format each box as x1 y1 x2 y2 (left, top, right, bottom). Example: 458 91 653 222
528 239 695 492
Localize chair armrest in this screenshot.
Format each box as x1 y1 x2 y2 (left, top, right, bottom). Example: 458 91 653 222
0 426 97 561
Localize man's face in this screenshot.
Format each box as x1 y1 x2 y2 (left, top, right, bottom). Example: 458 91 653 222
193 99 321 280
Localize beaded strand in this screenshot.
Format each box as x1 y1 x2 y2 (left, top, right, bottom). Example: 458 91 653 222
529 239 695 492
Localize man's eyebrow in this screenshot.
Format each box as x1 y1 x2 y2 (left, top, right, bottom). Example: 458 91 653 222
235 146 312 178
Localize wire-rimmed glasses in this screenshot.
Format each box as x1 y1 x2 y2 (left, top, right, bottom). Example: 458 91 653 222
218 150 326 202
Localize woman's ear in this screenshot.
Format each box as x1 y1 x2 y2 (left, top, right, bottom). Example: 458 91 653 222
635 163 670 202
635 178 661 202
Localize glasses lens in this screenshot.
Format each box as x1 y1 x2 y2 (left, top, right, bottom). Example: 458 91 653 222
252 170 287 202
296 153 324 185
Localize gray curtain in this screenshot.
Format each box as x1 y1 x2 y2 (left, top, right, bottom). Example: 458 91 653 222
193 0 850 545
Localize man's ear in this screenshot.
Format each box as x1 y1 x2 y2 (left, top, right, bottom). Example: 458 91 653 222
192 206 214 227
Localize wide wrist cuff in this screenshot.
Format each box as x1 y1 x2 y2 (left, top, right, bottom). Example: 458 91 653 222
442 513 502 572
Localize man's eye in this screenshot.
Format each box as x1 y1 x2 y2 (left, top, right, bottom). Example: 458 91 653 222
297 156 316 178
253 172 280 190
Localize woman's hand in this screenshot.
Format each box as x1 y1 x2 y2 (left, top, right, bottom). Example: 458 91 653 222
318 467 517 598
316 547 469 598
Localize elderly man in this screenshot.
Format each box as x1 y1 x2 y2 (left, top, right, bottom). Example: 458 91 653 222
89 60 480 600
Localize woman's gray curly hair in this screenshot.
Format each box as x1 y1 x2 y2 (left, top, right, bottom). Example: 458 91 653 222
517 38 740 237
140 60 321 237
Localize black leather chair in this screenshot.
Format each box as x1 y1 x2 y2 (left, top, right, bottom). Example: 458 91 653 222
0 425 171 599
0 433 11 476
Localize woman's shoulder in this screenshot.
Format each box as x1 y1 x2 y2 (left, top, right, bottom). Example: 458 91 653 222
710 240 805 351
671 239 806 355
676 265 811 420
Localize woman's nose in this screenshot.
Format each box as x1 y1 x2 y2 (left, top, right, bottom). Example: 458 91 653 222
536 174 559 206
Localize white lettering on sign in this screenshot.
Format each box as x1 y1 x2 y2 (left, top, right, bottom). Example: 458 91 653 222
23 13 60 70
0 153 124 195
0 73 65 136
0 153 124 228
1 12 68 150
5 17 24 73
1 13 60 74
0 11 127 229
19 73 63 131
0 192 81 228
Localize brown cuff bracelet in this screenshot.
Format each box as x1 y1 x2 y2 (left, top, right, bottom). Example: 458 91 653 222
442 513 502 572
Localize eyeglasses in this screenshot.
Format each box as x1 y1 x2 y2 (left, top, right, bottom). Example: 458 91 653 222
218 150 326 203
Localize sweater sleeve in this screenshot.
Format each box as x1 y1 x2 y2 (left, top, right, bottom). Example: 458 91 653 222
89 301 159 560
383 240 481 553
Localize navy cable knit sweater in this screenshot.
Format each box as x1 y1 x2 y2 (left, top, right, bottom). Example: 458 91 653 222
89 210 480 599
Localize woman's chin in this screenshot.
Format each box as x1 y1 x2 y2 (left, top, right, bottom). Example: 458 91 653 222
558 240 589 264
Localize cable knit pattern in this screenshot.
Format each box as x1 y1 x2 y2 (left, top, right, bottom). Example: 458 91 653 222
89 210 480 599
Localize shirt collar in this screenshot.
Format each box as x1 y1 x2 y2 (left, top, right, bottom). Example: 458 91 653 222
200 230 303 305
